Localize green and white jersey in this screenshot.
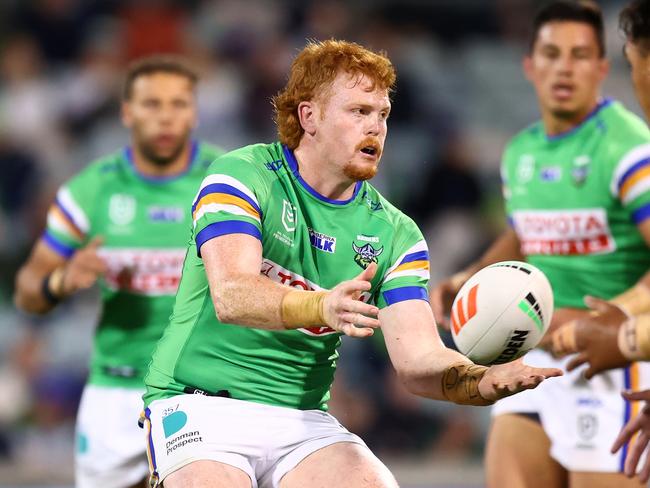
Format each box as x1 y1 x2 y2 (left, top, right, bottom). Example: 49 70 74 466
144 142 429 411
502 99 650 308
43 141 224 387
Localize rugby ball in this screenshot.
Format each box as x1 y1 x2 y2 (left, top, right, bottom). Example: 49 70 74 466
450 261 553 365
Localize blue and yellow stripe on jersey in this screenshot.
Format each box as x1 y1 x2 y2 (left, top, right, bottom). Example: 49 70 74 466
142 408 160 486
48 199 86 241
192 174 262 225
43 187 89 257
611 145 650 217
618 158 650 206
383 242 430 284
381 241 430 306
192 174 263 256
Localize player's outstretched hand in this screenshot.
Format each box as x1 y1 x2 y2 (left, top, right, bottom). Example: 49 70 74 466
477 358 563 402
612 390 650 483
322 262 380 338
60 237 108 295
430 271 469 331
551 296 629 378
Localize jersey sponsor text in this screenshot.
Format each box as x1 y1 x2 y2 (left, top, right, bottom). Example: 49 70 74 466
512 209 615 255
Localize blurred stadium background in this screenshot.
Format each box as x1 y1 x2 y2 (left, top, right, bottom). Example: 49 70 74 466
0 0 639 486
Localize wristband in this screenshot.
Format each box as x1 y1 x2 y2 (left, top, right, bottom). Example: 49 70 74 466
441 362 492 406
41 274 60 305
618 315 650 361
41 266 66 305
551 321 577 356
280 290 328 329
611 284 650 316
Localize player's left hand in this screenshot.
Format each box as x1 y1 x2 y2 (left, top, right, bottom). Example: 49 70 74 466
612 390 650 483
477 358 563 402
551 296 630 378
322 262 380 338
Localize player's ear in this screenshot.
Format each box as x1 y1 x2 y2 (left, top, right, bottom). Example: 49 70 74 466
121 101 133 129
298 101 317 136
598 58 610 81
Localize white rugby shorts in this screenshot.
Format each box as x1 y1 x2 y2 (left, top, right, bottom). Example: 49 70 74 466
75 384 149 488
492 348 650 472
144 393 366 488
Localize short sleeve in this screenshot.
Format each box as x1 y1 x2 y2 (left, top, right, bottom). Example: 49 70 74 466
192 154 268 257
610 143 650 224
375 218 430 309
42 176 94 258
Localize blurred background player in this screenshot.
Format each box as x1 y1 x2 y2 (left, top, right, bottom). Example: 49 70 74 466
141 39 561 488
12 55 223 488
431 1 650 487
547 0 650 483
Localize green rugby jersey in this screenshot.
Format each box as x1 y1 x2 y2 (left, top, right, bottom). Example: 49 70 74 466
43 141 224 387
502 99 650 308
144 142 430 410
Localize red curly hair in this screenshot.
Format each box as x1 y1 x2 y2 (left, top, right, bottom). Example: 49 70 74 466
273 39 396 149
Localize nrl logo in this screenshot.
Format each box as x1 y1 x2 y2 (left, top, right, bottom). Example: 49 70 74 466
109 194 136 226
352 242 383 269
281 199 297 233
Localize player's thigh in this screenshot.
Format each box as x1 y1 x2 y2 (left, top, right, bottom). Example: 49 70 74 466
163 460 252 488
279 441 398 488
485 413 567 488
569 471 645 488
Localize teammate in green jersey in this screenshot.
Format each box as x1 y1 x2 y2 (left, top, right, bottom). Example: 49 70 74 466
544 1 650 483
141 39 561 488
13 55 223 488
431 2 650 487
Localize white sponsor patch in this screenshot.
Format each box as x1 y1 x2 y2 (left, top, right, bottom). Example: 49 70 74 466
512 209 615 256
98 248 186 295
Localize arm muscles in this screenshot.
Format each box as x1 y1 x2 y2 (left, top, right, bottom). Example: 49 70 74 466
201 234 290 329
474 227 523 271
607 220 650 315
379 299 471 400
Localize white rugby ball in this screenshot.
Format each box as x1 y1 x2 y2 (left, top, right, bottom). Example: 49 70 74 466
450 261 553 365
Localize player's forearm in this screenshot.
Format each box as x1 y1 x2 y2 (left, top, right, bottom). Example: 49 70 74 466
211 274 287 328
396 346 475 400
14 266 58 315
473 227 523 270
211 274 328 330
619 314 650 361
612 277 650 316
447 228 523 287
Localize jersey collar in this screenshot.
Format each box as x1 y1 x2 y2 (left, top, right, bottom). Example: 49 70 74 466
125 140 199 183
282 144 362 205
544 98 612 142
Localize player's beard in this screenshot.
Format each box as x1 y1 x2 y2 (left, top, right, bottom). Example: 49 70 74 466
550 107 581 121
137 136 187 168
343 137 382 181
